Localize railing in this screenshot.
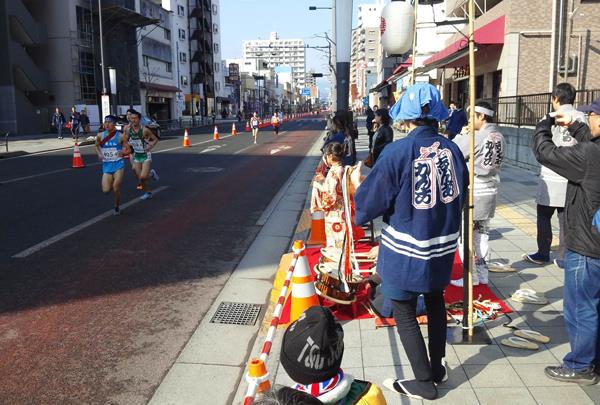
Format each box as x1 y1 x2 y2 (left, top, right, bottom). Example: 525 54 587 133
483 89 600 127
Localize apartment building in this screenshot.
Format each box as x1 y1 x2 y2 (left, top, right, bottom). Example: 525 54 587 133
243 32 306 89
350 3 381 109
189 0 216 117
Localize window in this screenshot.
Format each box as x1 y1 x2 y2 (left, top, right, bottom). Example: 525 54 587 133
214 62 220 72
76 6 93 43
178 29 186 39
212 3 218 15
78 50 96 102
164 28 171 40
181 75 188 86
166 62 172 72
179 52 187 63
177 5 185 16
214 43 219 53
213 24 219 34
143 55 149 67
215 81 221 91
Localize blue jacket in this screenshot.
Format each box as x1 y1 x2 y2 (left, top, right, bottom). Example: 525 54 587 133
446 108 468 138
354 126 468 298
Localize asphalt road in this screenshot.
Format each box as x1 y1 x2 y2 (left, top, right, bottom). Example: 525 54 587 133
0 117 325 404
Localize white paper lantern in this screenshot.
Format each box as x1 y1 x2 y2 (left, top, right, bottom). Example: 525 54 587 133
380 1 414 56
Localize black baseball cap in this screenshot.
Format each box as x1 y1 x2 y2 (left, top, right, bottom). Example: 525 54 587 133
577 97 600 115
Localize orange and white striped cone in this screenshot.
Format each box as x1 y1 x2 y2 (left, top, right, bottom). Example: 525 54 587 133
289 240 321 323
72 143 85 168
232 123 237 136
182 128 191 147
213 125 219 140
307 211 327 246
246 358 270 394
245 121 251 132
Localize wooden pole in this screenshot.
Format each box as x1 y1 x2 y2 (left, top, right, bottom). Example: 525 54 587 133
411 0 418 84
467 0 476 337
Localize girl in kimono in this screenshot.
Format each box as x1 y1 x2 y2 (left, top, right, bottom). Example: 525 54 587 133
314 142 346 248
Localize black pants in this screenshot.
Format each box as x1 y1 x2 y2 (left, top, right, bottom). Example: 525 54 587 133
392 291 446 396
367 129 374 150
536 204 564 258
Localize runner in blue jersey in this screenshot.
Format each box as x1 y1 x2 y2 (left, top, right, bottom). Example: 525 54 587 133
95 115 130 215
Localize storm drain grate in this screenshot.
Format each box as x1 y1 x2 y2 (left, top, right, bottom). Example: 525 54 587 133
210 302 262 325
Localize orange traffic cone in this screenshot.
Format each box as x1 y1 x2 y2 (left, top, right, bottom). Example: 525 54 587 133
182 128 191 147
72 143 85 168
232 123 237 136
245 121 250 132
213 125 219 140
307 211 327 246
289 240 321 323
246 358 270 395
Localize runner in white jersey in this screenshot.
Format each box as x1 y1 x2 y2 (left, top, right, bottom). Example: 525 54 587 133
250 111 260 144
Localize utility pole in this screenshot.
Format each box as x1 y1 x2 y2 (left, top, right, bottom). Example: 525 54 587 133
335 0 351 112
330 0 337 111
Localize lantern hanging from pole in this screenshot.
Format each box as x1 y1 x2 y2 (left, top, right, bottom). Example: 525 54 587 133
380 1 414 56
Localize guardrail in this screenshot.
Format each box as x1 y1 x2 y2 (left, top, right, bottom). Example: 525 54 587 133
482 89 600 127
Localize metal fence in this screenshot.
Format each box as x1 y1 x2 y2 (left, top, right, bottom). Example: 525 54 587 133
483 89 600 127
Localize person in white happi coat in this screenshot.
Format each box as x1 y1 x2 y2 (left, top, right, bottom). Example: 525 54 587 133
523 83 587 268
451 101 506 286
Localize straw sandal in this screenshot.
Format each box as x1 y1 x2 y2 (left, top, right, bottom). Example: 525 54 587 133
510 289 548 305
501 336 539 350
488 261 517 273
513 329 550 344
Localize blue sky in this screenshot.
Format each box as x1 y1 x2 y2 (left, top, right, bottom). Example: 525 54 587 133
220 0 379 94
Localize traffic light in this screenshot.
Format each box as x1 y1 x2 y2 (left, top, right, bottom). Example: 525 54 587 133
311 73 323 78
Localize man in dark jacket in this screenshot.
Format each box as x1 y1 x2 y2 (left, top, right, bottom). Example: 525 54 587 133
532 98 600 385
445 101 468 140
51 107 65 139
365 106 375 149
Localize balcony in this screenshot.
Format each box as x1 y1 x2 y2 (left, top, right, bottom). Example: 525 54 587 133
10 41 49 92
7 0 47 47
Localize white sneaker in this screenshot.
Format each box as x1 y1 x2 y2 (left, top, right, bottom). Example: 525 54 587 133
450 273 480 287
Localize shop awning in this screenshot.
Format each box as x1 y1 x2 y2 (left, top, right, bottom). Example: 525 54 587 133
369 57 413 93
140 82 182 93
420 15 505 71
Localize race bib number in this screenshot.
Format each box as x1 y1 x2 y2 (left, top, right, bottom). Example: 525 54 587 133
129 138 145 153
102 147 120 162
412 142 459 209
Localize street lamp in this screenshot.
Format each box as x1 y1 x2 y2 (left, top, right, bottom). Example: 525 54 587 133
309 2 337 111
308 6 332 10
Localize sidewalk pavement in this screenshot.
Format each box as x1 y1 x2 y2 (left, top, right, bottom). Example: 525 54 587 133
226 122 600 405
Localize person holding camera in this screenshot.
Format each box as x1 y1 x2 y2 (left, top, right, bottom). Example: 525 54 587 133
533 98 600 385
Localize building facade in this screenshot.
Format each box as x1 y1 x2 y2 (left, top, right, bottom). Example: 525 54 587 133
243 32 306 89
350 3 381 109
0 0 152 133
189 0 216 118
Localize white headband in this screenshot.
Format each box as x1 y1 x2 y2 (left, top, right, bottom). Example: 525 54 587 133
470 105 495 117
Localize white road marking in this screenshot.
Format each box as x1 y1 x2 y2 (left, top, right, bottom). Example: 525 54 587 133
12 186 170 258
1 162 102 184
233 145 255 155
269 145 292 155
0 134 235 184
199 144 226 153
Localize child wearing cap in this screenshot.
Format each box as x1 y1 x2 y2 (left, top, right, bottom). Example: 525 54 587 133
280 306 386 404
